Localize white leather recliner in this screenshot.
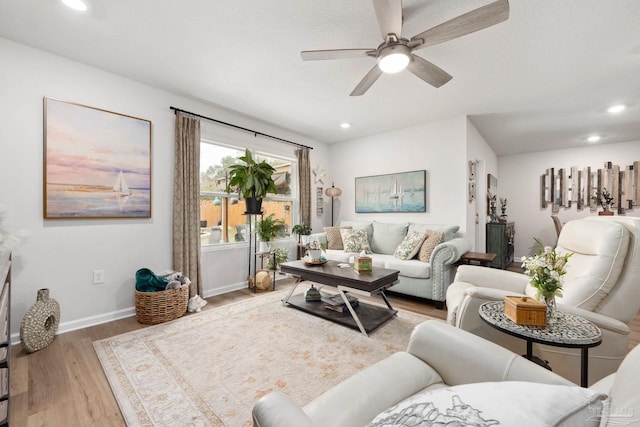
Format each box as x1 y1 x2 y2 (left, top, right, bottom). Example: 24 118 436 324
253 320 640 427
446 216 640 385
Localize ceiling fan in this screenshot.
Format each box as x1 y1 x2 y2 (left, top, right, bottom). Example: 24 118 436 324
301 0 509 96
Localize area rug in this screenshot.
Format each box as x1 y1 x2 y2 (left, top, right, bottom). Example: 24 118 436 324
94 288 434 426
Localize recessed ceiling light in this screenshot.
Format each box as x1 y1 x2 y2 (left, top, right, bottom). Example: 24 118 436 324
62 0 87 11
607 104 626 114
340 123 351 129
587 135 601 143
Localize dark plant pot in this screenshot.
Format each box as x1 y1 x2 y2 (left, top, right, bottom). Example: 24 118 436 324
245 197 263 214
598 211 614 216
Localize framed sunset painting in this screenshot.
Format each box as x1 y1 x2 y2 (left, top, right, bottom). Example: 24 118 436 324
43 97 152 218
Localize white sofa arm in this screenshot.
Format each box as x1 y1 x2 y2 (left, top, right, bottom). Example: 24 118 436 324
430 237 471 265
428 237 471 301
407 321 573 386
252 391 315 427
453 265 530 292
558 304 630 336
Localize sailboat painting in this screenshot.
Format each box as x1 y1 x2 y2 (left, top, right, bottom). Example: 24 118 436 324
44 97 151 218
355 170 426 213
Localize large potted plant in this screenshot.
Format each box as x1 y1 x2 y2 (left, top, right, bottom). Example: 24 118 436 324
255 214 286 253
226 148 277 214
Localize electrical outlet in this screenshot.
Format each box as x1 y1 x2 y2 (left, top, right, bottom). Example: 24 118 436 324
93 269 105 284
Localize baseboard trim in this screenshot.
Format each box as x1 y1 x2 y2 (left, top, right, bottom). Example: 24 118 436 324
10 281 252 346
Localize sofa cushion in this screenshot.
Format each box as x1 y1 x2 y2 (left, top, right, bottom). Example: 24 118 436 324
418 231 443 262
370 221 409 255
323 249 352 263
324 226 352 250
554 220 629 310
384 257 431 279
341 228 372 254
408 223 459 242
394 231 428 260
367 381 605 427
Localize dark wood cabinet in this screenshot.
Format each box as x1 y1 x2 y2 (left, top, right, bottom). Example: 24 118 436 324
486 222 515 269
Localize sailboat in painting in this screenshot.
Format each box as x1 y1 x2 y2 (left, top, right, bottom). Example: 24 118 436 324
113 169 131 196
389 178 404 200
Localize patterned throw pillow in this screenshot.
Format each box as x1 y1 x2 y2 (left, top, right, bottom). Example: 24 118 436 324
340 228 372 254
394 231 427 260
417 231 444 262
324 226 352 250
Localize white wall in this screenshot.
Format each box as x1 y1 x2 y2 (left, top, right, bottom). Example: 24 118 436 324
466 118 498 251
326 116 470 234
499 140 640 258
0 37 326 337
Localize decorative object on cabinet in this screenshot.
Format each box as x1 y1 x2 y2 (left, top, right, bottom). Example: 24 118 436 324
355 170 426 213
43 97 152 219
325 183 342 226
499 197 508 222
486 222 514 269
487 190 498 223
20 288 60 353
486 174 497 215
540 160 640 215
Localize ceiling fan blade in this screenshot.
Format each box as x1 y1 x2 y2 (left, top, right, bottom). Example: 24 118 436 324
301 49 376 61
373 0 403 39
407 55 452 88
410 0 509 51
350 65 383 96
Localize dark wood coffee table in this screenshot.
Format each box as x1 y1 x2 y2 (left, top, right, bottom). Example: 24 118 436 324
279 260 400 336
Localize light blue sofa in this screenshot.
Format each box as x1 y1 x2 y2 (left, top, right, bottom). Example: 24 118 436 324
309 220 470 307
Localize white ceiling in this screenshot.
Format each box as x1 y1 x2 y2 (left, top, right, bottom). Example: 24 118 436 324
1 0 639 155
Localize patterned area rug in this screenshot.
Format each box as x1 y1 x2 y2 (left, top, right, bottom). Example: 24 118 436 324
94 287 433 426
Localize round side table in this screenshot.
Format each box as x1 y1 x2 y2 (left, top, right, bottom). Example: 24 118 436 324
479 301 602 387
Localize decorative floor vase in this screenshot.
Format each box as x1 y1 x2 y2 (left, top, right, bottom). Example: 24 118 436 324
20 288 60 353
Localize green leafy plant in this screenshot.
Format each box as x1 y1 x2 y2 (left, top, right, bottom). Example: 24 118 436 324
291 223 311 236
255 214 286 242
225 148 277 199
267 247 289 270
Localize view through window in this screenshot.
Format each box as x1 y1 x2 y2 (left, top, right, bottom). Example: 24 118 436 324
200 142 296 246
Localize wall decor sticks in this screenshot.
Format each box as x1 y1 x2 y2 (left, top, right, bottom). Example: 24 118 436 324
540 161 639 214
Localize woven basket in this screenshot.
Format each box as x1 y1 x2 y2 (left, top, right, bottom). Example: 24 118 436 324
135 284 189 325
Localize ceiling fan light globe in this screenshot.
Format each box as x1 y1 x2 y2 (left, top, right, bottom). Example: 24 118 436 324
378 44 411 73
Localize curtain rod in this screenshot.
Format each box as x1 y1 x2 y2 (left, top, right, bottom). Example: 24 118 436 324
170 106 313 150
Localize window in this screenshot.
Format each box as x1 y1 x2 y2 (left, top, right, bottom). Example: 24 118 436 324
200 142 297 246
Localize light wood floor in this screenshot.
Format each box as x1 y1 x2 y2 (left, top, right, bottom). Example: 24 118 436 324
9 275 640 426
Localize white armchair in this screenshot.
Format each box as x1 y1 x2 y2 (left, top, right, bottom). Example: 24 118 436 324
253 320 640 427
446 216 640 385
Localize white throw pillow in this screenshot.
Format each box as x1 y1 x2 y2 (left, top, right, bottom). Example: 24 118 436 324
394 231 427 260
367 381 605 427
